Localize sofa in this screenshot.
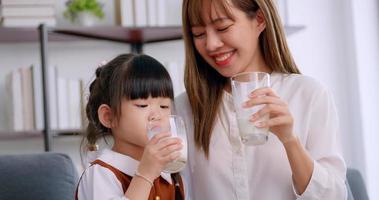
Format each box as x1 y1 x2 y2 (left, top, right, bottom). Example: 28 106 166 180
0 153 79 200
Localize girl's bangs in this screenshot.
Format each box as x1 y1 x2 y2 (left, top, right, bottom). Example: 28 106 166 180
122 56 174 100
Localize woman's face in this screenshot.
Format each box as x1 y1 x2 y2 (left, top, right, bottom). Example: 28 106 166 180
191 1 266 78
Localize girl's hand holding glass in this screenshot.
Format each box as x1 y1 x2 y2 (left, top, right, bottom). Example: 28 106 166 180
245 87 296 144
147 115 188 173
137 131 183 181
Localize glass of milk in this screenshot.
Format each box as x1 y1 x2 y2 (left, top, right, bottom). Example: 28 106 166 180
231 72 271 145
147 115 188 173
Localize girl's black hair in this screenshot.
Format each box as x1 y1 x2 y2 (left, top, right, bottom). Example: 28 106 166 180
83 53 173 153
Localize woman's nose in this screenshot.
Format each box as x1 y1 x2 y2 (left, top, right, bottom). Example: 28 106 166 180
205 30 224 52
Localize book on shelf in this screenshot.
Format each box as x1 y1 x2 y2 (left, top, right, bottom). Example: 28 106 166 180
156 0 167 26
31 65 44 130
67 79 82 129
115 0 135 27
146 0 157 26
4 65 87 133
134 0 147 27
5 69 23 131
0 5 55 17
1 16 56 27
0 0 55 6
19 67 35 131
4 66 36 132
80 80 88 130
115 0 169 27
48 66 59 130
57 77 82 130
57 77 70 130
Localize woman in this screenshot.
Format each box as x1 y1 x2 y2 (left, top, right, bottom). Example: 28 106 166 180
175 0 347 199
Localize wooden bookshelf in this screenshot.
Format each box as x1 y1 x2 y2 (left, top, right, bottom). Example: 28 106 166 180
0 26 183 44
0 131 43 140
0 129 83 140
53 26 183 44
0 27 82 42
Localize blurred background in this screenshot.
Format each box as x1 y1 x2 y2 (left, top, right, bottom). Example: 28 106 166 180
0 0 378 199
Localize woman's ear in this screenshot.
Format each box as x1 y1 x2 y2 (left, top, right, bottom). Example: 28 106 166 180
256 9 266 32
98 104 113 128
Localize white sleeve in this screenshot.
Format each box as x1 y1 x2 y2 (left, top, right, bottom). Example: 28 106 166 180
180 161 193 200
295 87 347 200
77 165 129 200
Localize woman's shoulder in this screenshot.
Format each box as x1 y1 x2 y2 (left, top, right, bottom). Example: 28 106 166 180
174 92 193 124
272 72 329 94
174 92 191 112
175 92 189 104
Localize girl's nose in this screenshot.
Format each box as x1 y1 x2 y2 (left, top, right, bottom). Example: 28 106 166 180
148 112 161 121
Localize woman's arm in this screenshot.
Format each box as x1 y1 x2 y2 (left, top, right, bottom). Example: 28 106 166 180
247 87 346 198
282 136 314 194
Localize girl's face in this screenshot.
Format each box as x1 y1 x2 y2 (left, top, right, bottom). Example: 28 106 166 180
111 96 172 149
191 1 267 78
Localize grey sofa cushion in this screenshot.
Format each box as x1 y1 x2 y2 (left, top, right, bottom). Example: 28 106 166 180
347 168 369 200
0 153 78 200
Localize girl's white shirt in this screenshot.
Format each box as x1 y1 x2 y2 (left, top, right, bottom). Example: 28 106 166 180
77 149 173 200
175 72 347 200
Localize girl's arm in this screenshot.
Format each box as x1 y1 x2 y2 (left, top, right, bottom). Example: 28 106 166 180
125 175 153 200
125 132 183 200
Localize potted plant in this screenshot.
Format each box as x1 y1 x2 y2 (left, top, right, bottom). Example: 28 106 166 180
64 0 105 26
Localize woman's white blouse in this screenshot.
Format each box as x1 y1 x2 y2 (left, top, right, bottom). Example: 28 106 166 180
175 72 347 200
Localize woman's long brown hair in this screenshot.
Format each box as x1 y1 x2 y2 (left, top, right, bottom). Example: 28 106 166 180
182 0 300 157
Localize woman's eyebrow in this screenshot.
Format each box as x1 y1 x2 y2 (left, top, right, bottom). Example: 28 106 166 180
211 17 230 24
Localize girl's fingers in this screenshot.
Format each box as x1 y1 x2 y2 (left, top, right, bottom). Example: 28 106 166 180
155 137 182 151
149 131 171 145
159 143 183 157
162 151 182 162
250 104 288 121
243 95 285 108
254 116 292 128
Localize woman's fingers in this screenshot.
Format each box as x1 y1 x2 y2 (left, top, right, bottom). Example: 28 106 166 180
254 116 293 128
243 95 285 108
250 104 288 121
249 87 278 98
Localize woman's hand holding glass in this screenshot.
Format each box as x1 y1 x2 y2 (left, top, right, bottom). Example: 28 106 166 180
244 87 296 144
138 131 183 181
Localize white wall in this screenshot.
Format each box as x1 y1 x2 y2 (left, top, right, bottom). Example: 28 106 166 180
287 0 365 169
287 0 379 198
350 0 379 199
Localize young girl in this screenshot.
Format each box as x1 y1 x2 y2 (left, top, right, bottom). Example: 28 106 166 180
177 0 347 199
76 54 185 200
